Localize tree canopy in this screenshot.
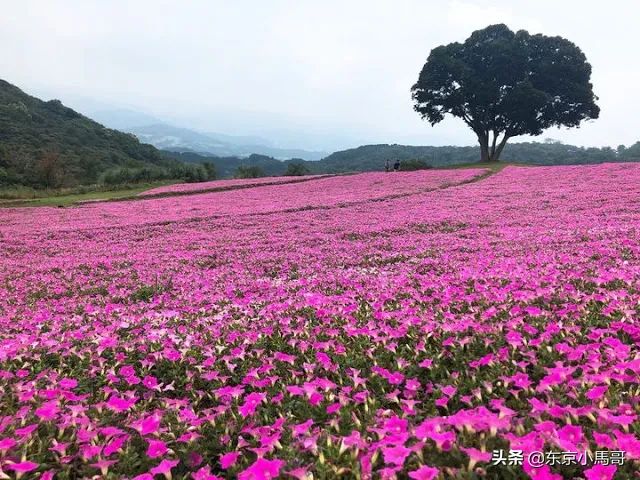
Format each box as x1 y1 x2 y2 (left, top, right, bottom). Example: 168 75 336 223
411 24 600 162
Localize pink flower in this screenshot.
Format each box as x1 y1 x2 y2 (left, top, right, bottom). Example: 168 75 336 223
14 424 38 437
555 424 585 451
90 459 117 475
35 401 59 421
592 432 615 449
286 467 310 480
291 419 314 437
6 461 39 474
238 392 266 418
382 445 411 466
238 458 285 480
0 437 16 452
220 451 240 469
419 358 433 368
119 365 136 377
614 430 640 459
147 439 168 458
586 385 608 401
460 447 491 463
106 395 137 412
441 385 457 397
143 375 159 389
408 465 439 480
187 452 203 468
150 459 179 477
523 464 562 480
104 435 129 456
133 413 162 435
192 466 223 480
59 378 78 389
584 465 617 480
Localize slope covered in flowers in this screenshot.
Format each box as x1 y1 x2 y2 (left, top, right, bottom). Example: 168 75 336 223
0 164 639 479
138 175 329 197
0 169 483 234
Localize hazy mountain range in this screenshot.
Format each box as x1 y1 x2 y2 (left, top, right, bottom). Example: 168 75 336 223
127 123 327 160
84 109 327 160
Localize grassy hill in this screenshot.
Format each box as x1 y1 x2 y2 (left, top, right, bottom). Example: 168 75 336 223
0 79 181 188
317 142 640 171
167 140 640 178
166 151 312 178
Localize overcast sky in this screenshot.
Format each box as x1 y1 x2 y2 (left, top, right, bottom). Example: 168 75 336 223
1 0 638 151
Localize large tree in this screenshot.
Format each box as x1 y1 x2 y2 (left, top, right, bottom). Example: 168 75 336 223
411 24 600 162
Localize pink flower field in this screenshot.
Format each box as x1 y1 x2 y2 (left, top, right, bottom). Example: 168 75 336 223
138 175 330 197
1 164 640 479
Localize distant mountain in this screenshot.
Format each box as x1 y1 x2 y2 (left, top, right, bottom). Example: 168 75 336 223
126 123 328 161
89 108 163 130
0 79 178 188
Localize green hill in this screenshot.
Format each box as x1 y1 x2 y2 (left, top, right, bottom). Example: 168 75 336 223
317 142 640 171
0 79 178 188
167 140 640 179
166 151 310 178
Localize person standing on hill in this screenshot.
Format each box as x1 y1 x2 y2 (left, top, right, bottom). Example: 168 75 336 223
385 159 390 172
393 159 400 172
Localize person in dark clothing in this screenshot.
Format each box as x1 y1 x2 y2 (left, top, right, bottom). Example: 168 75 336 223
393 160 400 172
384 159 390 172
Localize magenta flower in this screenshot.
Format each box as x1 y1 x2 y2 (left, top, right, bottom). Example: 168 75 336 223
584 465 617 480
6 461 39 474
133 413 162 435
35 401 59 421
14 424 38 437
106 395 137 412
408 465 439 480
90 459 117 475
186 452 203 468
59 378 78 389
382 445 411 466
143 375 159 389
238 458 285 480
220 451 240 469
238 392 266 418
523 464 562 480
586 385 608 401
291 419 314 437
147 439 168 458
286 467 311 479
104 435 129 456
555 424 585 451
192 465 223 480
150 458 179 477
0 437 16 452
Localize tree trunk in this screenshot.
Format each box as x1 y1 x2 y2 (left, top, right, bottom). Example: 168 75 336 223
478 133 489 163
489 131 497 159
478 132 509 162
491 134 510 162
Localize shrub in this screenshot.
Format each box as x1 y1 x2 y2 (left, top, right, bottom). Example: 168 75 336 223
284 162 310 176
235 165 265 179
400 159 432 171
